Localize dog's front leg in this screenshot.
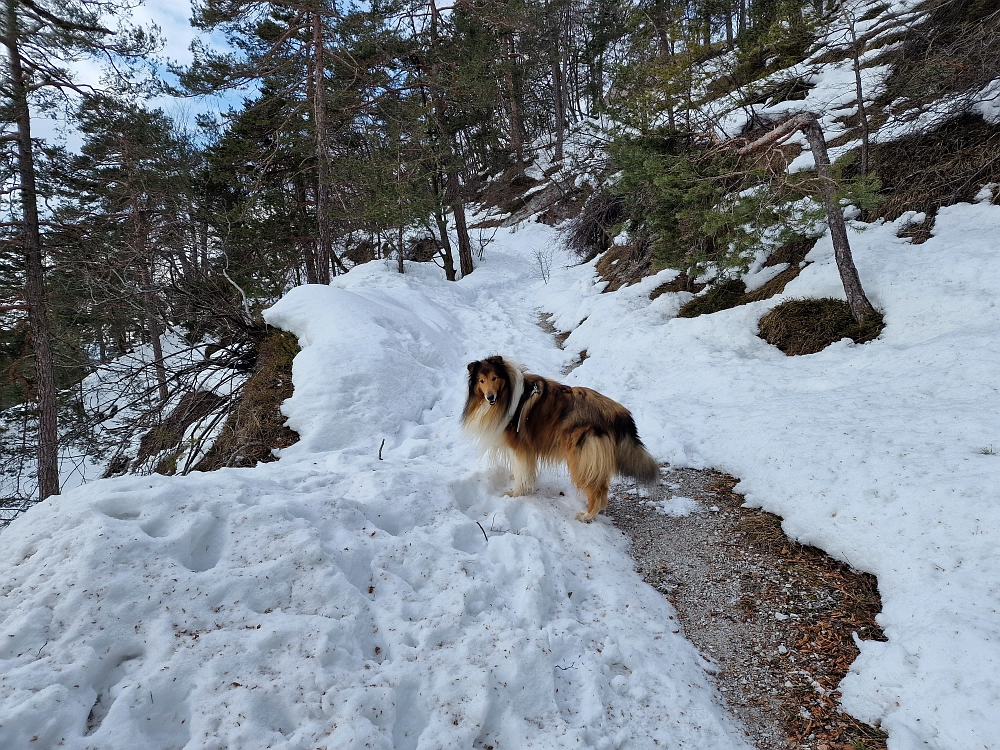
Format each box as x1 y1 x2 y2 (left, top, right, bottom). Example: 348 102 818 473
507 454 537 497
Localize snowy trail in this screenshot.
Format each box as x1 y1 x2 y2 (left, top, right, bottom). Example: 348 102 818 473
0 224 752 749
7 199 1000 750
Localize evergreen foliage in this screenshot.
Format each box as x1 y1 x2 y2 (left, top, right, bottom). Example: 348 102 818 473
0 0 981 495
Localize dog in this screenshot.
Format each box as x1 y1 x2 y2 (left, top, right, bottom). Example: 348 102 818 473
462 356 659 522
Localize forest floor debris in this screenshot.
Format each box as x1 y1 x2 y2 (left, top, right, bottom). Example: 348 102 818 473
608 469 887 750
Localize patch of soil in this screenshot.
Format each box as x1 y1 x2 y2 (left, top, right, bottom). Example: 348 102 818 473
129 390 225 475
608 469 887 750
538 313 588 374
538 313 571 349
194 328 300 471
595 239 656 292
758 299 884 355
678 279 748 318
649 272 706 300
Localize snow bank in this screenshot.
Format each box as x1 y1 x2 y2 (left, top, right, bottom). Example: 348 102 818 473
539 200 1000 750
0 238 750 749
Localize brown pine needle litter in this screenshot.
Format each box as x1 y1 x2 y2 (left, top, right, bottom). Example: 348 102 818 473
608 468 887 750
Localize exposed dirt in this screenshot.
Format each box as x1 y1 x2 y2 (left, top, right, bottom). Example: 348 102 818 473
194 328 300 472
607 470 887 750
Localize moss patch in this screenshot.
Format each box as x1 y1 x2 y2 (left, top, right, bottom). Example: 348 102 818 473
758 299 885 355
194 329 300 471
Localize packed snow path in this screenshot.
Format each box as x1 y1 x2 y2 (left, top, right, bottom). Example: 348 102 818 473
5 200 1000 750
0 223 752 750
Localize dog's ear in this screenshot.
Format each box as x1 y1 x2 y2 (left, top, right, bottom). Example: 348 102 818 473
486 355 504 366
467 361 479 373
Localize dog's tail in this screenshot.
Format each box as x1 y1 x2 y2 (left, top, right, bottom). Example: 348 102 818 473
615 433 660 486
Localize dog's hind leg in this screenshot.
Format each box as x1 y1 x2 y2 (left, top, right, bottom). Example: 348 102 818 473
574 481 610 523
567 432 615 522
507 452 538 497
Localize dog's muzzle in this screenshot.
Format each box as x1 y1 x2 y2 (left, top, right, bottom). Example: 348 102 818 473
486 394 497 406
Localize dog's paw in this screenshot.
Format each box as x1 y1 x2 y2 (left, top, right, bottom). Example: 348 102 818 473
575 512 596 523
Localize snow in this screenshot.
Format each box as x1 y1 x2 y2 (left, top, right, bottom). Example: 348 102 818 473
5 182 1000 749
649 497 702 518
0 230 752 749
536 202 1000 750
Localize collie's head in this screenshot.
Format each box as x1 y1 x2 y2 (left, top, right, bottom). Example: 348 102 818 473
461 356 524 442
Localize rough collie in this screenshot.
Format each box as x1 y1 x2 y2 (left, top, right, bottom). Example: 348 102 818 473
462 356 659 522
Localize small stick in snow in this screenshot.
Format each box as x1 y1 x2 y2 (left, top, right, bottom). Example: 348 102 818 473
476 521 488 542
378 439 385 460
37 640 47 657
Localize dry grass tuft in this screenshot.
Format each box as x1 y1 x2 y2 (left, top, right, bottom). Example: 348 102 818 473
758 299 884 355
864 115 1000 223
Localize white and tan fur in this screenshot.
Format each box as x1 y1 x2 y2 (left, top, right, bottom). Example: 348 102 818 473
462 356 659 522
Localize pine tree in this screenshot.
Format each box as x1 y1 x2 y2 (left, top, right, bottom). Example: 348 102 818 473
0 0 156 499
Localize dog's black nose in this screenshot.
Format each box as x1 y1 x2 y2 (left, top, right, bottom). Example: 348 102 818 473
487 395 496 405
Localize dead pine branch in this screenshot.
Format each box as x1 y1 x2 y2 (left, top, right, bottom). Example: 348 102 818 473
738 113 877 324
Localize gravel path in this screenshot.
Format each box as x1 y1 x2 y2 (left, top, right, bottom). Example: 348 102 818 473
607 469 887 750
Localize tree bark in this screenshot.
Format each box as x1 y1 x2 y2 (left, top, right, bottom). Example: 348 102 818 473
845 14 870 176
433 199 457 282
446 162 474 277
503 34 525 176
551 53 566 162
800 118 877 323
738 113 877 323
139 263 169 404
397 224 404 274
312 12 333 284
5 0 60 500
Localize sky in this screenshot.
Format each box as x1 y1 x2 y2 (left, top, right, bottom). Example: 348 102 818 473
32 0 245 151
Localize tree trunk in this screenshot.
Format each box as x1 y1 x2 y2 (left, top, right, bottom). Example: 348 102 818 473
397 224 405 274
846 16 870 176
725 0 734 48
799 118 877 323
5 0 60 500
551 54 566 162
433 202 457 281
739 113 877 323
139 264 169 404
503 35 526 176
312 12 333 284
447 162 474 277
